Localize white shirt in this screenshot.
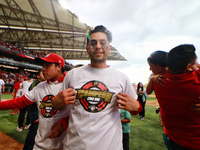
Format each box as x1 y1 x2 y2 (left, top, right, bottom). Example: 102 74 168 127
16 83 23 97
61 65 137 150
22 80 33 95
0 79 5 92
25 80 70 150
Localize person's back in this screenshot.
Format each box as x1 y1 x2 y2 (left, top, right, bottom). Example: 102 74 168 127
154 70 200 149
22 78 33 95
153 44 200 149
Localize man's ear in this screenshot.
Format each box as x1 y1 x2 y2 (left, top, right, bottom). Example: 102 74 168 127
186 63 193 71
56 64 62 71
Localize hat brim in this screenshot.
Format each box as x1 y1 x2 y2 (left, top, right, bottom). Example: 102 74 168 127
35 57 55 64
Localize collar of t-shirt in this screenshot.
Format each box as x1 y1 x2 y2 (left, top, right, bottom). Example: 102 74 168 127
88 64 110 67
47 75 65 84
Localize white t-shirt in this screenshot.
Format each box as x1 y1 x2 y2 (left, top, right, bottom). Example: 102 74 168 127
0 79 5 92
61 65 137 150
22 80 33 95
25 80 70 150
16 83 23 97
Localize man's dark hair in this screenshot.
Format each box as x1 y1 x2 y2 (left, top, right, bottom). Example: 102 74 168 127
147 50 167 68
167 44 197 74
87 25 112 45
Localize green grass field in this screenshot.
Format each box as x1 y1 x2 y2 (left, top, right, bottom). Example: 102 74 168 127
0 94 166 150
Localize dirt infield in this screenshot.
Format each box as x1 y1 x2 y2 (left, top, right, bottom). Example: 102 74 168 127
0 98 24 150
146 100 156 106
0 131 23 150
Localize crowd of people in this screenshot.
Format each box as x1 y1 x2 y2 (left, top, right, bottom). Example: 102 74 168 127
0 25 200 150
0 68 28 85
0 40 47 57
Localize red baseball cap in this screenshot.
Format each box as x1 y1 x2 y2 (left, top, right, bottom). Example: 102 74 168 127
35 53 65 67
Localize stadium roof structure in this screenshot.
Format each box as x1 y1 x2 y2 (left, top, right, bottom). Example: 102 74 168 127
0 0 126 61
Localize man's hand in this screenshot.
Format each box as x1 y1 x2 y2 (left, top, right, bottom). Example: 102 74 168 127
151 74 166 87
48 122 64 139
116 92 140 112
52 88 76 110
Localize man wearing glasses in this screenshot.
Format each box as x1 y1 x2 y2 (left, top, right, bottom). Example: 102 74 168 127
53 25 141 150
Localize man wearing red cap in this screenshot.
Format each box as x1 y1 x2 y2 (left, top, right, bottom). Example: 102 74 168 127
0 53 70 150
10 77 26 115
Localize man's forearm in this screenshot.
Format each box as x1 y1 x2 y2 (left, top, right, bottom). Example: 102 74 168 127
129 99 142 115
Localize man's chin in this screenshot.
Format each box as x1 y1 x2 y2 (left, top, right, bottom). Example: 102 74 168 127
93 58 106 63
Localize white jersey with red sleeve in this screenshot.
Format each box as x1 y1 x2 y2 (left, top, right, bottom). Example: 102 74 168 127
25 79 71 150
61 65 137 150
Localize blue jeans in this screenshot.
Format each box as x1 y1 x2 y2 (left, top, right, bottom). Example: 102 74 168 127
163 133 190 150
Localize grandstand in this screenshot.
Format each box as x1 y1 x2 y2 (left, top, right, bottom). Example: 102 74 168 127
0 0 126 92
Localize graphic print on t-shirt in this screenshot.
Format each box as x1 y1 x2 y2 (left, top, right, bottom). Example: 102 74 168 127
76 80 114 113
39 94 57 118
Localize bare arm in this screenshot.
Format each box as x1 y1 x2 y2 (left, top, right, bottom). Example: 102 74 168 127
146 77 154 95
2 85 5 92
48 115 70 139
121 118 130 123
52 88 76 110
146 74 166 95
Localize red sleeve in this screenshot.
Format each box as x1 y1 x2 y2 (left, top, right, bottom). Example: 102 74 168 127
0 95 34 110
59 116 69 131
129 99 142 115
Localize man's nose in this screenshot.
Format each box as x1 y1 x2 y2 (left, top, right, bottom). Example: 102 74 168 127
96 42 102 49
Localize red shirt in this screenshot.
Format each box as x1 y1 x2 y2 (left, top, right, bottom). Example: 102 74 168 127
153 70 200 150
12 81 21 98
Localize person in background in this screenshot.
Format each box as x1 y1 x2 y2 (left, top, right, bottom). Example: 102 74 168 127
120 109 131 150
11 77 25 115
23 71 45 150
137 82 146 120
151 44 200 149
146 50 168 94
0 53 70 150
0 76 5 102
16 75 33 132
146 50 168 126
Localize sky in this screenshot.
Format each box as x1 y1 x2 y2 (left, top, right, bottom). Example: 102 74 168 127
59 0 200 85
